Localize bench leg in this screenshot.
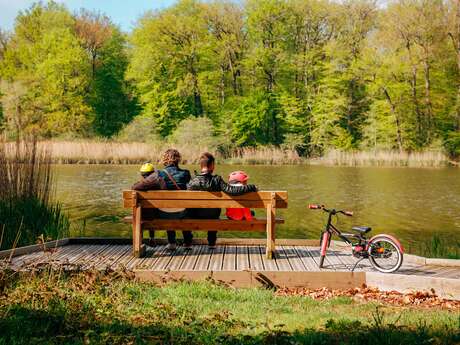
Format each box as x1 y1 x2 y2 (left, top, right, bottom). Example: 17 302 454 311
266 192 276 259
132 203 145 258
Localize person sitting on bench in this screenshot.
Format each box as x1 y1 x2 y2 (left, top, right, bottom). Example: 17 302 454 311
131 162 166 245
157 149 193 250
187 153 257 249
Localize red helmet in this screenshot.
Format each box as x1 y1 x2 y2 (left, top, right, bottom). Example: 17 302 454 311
228 170 249 183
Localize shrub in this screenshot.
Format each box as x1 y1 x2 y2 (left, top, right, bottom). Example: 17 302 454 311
168 117 219 149
117 115 160 143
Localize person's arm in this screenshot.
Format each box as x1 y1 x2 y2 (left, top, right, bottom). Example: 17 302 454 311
132 173 166 191
217 176 257 195
186 176 201 190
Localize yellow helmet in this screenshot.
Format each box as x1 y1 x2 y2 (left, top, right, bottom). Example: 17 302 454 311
140 163 155 173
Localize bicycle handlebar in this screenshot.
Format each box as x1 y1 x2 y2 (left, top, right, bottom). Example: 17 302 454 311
308 204 353 217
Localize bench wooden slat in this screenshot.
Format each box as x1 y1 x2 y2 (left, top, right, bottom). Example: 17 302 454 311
123 216 284 231
124 199 286 209
122 191 288 209
123 190 287 201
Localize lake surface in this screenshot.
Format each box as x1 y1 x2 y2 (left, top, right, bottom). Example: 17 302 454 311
54 164 460 253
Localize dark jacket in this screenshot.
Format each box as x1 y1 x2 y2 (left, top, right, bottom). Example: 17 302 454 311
131 171 166 191
187 172 257 195
158 165 191 190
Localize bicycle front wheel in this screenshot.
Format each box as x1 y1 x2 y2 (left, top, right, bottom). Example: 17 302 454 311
368 236 403 273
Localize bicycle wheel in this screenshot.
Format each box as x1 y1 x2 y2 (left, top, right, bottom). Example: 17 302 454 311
319 232 330 268
368 236 403 273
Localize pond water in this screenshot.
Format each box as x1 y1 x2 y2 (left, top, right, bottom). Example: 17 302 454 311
54 164 460 253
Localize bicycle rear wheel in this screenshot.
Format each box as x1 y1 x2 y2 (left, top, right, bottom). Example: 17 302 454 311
368 236 403 273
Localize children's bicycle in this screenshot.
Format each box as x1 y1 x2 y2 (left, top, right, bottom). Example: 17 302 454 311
309 204 404 273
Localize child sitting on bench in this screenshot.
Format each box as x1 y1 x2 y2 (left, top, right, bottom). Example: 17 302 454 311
226 171 254 221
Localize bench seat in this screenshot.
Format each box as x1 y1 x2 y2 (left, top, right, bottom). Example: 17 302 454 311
123 216 284 231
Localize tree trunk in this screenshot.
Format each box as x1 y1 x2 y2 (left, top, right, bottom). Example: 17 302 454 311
422 48 433 138
383 87 403 152
219 64 225 105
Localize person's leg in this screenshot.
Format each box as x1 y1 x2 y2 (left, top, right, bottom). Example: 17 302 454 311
207 231 217 247
167 231 176 244
207 208 221 248
148 230 155 246
182 231 193 246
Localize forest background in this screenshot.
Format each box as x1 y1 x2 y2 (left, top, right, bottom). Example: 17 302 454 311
1 0 460 160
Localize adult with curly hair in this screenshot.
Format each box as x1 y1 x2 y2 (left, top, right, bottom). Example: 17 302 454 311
157 149 192 250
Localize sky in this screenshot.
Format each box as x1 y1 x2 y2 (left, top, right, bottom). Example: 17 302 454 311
0 0 178 32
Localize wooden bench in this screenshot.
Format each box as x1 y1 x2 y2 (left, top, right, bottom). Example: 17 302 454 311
122 190 288 259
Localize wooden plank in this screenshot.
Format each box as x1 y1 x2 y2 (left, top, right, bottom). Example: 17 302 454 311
93 245 127 270
0 238 69 259
124 199 287 209
332 249 367 272
282 246 307 272
222 245 237 271
259 245 278 271
110 245 134 270
274 246 292 271
167 246 188 271
194 246 213 271
123 190 288 203
304 246 338 271
258 271 366 290
77 245 114 270
127 217 285 225
236 246 250 270
248 246 264 271
24 244 83 268
208 245 225 271
106 245 132 269
179 245 203 270
265 192 276 259
132 191 144 258
142 219 276 231
293 246 320 272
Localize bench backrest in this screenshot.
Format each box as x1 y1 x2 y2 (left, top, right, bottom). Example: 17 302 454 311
123 191 288 209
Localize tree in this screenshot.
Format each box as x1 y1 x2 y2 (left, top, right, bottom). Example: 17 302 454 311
0 2 92 138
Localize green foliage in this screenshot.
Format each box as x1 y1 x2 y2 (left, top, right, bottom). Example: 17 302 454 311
232 92 284 146
1 0 460 158
444 131 460 158
0 276 459 344
89 28 139 137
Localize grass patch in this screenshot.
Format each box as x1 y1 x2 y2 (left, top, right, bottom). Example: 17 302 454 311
0 271 458 344
416 234 460 260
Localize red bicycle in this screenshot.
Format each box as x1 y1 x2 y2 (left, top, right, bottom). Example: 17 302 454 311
309 204 404 273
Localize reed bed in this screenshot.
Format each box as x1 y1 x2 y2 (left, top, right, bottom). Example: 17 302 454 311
8 141 303 165
225 146 302 165
0 141 69 250
317 149 453 167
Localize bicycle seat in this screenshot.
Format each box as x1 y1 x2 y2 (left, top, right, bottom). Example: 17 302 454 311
352 226 371 233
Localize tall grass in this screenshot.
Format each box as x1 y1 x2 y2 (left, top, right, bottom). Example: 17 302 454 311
11 140 303 165
0 140 69 250
318 149 452 167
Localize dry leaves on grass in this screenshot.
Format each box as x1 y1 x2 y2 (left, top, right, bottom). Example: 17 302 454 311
276 284 460 310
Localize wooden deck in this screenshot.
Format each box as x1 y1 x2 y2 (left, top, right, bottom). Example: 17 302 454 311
3 239 459 299
5 242 460 279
